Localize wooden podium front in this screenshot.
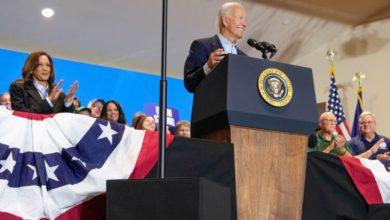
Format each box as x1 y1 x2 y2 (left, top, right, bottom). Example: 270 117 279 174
192 55 317 220
204 126 307 219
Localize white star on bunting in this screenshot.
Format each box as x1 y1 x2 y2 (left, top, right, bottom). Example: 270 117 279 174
0 152 16 174
98 122 118 144
27 164 38 180
44 161 59 182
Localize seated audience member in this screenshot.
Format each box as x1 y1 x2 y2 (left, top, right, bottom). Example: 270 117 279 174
174 121 191 137
132 114 157 131
9 51 78 114
88 98 105 118
0 92 12 109
76 106 91 116
72 97 81 112
348 111 390 161
100 100 126 124
308 112 352 156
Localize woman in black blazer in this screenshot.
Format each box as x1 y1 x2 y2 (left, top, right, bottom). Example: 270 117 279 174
9 51 78 114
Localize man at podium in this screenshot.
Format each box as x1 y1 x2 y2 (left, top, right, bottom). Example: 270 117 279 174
184 2 248 93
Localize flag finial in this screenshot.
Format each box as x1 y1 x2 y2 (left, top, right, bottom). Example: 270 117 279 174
352 72 367 88
326 49 336 64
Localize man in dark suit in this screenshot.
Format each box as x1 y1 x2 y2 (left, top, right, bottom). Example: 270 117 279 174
184 2 248 93
9 51 78 114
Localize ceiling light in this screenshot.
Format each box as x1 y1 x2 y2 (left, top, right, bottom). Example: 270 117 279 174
41 8 55 18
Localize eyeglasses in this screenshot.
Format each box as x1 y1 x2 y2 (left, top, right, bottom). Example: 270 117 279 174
321 118 337 123
359 121 374 125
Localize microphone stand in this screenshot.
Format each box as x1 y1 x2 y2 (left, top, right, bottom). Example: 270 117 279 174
261 51 268 60
158 0 168 179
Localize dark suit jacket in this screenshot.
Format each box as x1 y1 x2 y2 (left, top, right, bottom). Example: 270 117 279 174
183 34 246 93
9 80 73 114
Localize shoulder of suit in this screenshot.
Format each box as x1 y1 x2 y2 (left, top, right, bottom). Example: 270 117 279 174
379 134 390 143
194 35 218 45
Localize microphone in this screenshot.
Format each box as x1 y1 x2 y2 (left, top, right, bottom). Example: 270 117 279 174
259 41 277 53
247 38 258 48
263 42 277 58
247 39 277 59
247 39 266 52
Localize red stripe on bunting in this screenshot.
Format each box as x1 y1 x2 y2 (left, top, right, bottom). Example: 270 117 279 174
341 156 383 204
12 110 55 120
0 211 23 220
55 193 106 220
130 131 174 179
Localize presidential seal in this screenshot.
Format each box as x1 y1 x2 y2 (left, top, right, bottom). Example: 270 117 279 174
258 68 293 107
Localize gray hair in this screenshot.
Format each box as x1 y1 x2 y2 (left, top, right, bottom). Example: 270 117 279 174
0 92 10 100
216 2 243 31
359 111 376 121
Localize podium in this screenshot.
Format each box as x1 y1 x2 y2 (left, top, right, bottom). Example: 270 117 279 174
191 55 318 219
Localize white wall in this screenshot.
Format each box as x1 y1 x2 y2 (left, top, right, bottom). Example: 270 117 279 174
292 19 390 136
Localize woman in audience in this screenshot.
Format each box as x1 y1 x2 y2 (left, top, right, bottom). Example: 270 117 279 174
72 97 81 112
174 121 191 137
88 98 105 118
101 100 126 124
132 114 157 131
9 51 78 113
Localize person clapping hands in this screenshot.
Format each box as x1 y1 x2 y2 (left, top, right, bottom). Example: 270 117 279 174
10 51 79 113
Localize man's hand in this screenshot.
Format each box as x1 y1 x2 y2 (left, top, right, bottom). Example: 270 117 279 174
65 81 79 103
323 141 335 153
49 80 63 103
207 48 225 69
334 135 350 156
334 135 346 149
370 138 385 154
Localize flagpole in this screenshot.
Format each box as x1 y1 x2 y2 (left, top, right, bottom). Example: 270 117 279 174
158 0 168 179
326 49 335 75
325 49 352 140
353 72 367 107
351 72 366 137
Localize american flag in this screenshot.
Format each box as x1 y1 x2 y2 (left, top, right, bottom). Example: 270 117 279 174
327 63 351 140
0 106 172 219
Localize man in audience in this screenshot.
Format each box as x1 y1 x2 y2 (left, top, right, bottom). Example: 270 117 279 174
308 112 351 156
0 93 11 109
348 111 390 162
174 121 191 138
183 1 247 92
